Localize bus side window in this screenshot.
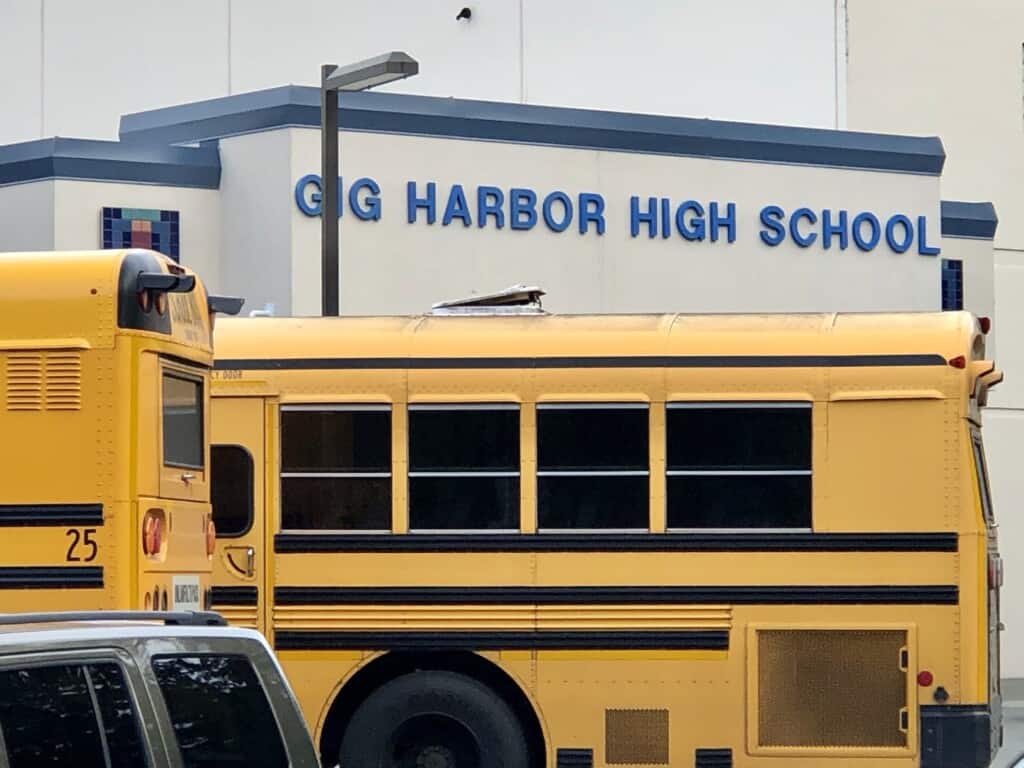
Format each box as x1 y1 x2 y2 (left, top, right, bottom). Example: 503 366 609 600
280 406 392 530
972 435 995 524
408 404 520 531
537 403 650 530
211 445 254 537
666 402 812 530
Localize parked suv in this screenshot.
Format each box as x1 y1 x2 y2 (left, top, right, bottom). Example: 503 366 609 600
0 611 319 767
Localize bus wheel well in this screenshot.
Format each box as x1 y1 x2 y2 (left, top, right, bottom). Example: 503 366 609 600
318 651 546 768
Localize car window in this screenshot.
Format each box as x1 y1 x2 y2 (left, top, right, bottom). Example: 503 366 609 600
152 654 288 768
0 662 147 768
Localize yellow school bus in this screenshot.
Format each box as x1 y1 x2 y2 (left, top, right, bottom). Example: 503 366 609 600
210 295 1004 768
0 249 241 615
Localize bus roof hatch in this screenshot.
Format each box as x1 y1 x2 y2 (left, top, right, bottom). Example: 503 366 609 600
429 284 546 315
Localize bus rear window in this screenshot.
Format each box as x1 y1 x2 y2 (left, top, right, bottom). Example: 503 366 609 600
163 373 204 469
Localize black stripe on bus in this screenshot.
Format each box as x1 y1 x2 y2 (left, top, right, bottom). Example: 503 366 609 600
274 585 958 606
274 532 958 554
274 629 729 652
215 353 947 371
0 504 103 527
0 567 103 589
210 586 259 606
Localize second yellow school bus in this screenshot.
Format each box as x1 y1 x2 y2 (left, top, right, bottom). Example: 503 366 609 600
210 304 1003 768
0 249 240 614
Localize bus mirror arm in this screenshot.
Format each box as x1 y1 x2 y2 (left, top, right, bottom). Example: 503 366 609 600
137 272 196 294
208 295 245 316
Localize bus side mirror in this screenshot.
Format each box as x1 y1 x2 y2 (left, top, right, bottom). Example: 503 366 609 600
208 295 245 316
137 271 196 294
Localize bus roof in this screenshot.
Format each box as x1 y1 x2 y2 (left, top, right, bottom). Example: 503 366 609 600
0 249 212 353
213 311 985 364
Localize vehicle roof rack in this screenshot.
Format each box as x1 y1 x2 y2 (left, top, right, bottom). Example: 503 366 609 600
430 284 546 315
0 611 227 627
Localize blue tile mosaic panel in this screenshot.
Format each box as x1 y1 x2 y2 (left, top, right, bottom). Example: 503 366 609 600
101 207 179 262
941 259 963 311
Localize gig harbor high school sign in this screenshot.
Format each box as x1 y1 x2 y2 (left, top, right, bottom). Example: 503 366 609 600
294 174 942 256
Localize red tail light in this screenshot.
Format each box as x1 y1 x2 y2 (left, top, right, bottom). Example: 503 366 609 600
142 510 164 556
989 555 1003 589
979 317 992 334
917 670 934 687
948 355 967 369
205 516 217 558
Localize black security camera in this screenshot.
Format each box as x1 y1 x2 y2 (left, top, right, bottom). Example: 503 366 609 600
456 7 472 21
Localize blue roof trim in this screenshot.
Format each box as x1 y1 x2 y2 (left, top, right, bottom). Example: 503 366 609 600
120 85 946 175
0 137 220 189
940 200 998 240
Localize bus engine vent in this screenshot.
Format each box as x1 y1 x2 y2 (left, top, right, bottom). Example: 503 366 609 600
605 708 669 765
757 629 908 748
44 351 82 411
3 351 81 412
5 352 43 411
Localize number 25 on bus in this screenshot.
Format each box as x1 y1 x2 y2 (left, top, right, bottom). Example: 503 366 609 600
209 302 1006 768
0 250 241 613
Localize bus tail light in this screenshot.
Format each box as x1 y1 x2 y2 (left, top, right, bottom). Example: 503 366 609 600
989 555 1003 589
917 670 934 687
142 510 164 556
205 515 217 558
979 317 992 334
948 355 967 369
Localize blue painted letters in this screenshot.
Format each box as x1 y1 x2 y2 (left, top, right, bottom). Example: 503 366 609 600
294 175 938 256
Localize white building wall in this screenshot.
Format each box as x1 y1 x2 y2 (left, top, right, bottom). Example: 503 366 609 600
0 181 54 251
0 0 841 146
845 0 1024 253
0 0 43 145
521 0 838 126
39 0 229 142
845 0 1024 679
51 181 222 291
219 129 295 316
286 127 942 317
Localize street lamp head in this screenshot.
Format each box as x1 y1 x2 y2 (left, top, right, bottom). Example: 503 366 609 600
322 51 419 92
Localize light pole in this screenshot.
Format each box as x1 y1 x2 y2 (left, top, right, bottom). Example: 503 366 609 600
320 51 419 316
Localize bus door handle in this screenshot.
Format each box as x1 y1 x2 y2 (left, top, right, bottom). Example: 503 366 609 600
225 546 255 578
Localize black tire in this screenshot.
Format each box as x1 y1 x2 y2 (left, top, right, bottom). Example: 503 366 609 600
338 670 531 768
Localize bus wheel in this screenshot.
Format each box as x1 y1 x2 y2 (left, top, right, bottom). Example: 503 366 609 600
338 670 530 768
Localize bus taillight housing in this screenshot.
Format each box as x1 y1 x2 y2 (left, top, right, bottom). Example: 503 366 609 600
142 509 165 557
205 515 216 559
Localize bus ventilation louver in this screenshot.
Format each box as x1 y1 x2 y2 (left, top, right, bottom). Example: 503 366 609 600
605 709 669 765
4 351 81 412
555 748 593 768
695 747 732 767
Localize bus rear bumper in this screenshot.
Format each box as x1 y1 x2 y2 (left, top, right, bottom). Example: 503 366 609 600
921 704 999 768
